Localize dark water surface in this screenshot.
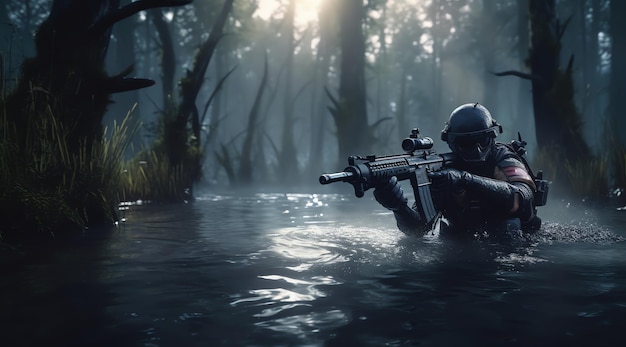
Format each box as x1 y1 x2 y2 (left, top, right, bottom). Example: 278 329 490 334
2 192 626 347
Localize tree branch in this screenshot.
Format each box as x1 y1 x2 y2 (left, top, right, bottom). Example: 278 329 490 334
89 0 192 36
492 70 540 81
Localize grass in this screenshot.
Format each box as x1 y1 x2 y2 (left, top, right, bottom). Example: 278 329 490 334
119 149 188 203
0 95 139 241
1 94 196 242
531 140 625 202
564 155 609 199
608 127 626 192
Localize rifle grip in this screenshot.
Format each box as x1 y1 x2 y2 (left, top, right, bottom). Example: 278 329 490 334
353 182 365 197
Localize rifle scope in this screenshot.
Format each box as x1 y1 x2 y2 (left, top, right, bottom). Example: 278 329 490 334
401 136 434 152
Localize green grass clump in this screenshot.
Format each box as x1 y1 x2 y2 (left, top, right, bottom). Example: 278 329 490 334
119 149 187 203
532 144 613 201
608 130 626 192
564 155 609 199
0 99 138 241
117 108 202 203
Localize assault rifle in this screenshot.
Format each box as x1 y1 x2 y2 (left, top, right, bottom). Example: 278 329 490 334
319 128 455 225
319 128 550 227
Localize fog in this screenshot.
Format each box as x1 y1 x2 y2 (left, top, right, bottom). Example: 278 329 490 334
1 0 617 189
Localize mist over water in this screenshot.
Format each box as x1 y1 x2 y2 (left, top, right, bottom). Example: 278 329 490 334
2 191 625 346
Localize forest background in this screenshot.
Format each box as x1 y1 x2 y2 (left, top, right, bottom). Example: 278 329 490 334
1 0 625 241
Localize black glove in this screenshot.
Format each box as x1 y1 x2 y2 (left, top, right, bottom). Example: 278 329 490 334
373 176 407 211
428 168 470 194
428 168 519 213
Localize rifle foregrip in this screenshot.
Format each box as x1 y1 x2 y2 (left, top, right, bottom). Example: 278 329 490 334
319 171 355 184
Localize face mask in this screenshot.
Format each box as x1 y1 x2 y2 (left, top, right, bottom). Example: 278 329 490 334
451 136 493 162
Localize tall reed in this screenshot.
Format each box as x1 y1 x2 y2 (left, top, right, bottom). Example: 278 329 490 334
0 94 139 240
532 145 609 200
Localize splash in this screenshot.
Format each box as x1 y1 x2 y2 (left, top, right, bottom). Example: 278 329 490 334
531 220 625 245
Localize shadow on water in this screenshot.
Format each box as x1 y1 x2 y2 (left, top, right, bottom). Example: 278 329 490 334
1 192 625 346
0 225 140 347
0 203 207 347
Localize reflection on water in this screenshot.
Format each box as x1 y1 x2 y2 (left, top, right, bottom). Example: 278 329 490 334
1 192 626 346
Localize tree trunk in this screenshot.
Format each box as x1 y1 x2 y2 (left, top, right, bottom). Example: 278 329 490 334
0 2 12 93
208 47 226 150
528 0 560 150
308 0 336 173
107 0 141 152
278 0 299 180
151 8 177 113
528 0 589 156
8 0 189 151
376 6 389 122
4 0 190 225
515 0 533 141
332 0 369 164
610 0 626 146
479 0 499 111
179 0 234 146
160 0 233 194
587 0 601 144
239 55 269 184
396 70 408 141
8 0 120 151
431 0 444 121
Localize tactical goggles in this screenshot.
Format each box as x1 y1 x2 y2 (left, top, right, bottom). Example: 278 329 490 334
446 126 499 150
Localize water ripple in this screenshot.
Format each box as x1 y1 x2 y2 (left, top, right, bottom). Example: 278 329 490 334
254 309 350 337
230 274 339 308
229 272 345 337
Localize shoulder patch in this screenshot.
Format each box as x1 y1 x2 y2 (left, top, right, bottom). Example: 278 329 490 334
495 157 537 191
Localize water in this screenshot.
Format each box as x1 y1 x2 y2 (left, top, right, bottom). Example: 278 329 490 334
2 192 626 347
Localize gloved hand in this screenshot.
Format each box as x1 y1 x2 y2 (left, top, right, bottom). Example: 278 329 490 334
427 168 470 209
428 168 471 192
373 176 407 211
428 168 520 214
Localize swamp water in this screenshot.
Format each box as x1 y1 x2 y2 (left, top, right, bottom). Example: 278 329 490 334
1 191 625 346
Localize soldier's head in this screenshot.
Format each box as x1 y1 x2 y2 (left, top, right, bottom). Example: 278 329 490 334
441 103 502 162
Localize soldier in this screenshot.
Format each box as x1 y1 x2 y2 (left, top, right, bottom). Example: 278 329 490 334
374 103 541 236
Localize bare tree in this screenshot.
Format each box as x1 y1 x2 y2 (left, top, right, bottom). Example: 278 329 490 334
150 0 234 198
610 0 626 146
7 0 191 152
496 0 590 169
278 0 298 180
307 0 338 174
3 0 192 226
327 0 370 165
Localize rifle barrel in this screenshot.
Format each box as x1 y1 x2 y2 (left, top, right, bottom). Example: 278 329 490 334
319 171 354 185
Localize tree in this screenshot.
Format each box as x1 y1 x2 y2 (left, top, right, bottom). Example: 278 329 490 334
107 0 140 124
4 0 192 228
8 0 193 150
307 0 339 174
610 0 626 146
328 0 370 165
0 2 11 93
148 0 234 199
496 0 590 165
278 0 299 181
526 0 589 161
515 0 533 140
385 0 431 144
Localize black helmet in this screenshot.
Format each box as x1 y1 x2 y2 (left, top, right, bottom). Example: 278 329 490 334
441 103 502 162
